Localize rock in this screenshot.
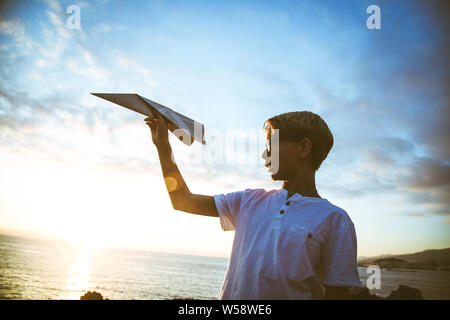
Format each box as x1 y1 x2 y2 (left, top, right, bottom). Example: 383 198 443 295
386 285 424 300
80 291 104 300
350 286 382 300
350 285 425 300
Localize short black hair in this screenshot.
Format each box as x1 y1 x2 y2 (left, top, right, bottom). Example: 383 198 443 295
263 111 334 171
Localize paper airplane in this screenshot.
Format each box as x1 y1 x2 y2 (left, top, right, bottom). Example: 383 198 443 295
91 93 205 146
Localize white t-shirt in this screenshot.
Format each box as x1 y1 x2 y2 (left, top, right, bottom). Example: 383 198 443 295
213 187 363 300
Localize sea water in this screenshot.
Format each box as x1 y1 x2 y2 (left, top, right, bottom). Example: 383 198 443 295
1 234 449 300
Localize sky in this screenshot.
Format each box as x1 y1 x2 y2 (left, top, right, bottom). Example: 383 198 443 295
0 0 448 258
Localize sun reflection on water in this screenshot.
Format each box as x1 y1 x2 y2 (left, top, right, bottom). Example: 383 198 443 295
65 248 91 300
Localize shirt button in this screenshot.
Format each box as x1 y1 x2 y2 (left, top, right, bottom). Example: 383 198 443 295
280 209 284 214
286 201 291 206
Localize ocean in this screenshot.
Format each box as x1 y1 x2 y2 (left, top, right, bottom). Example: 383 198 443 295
0 234 449 300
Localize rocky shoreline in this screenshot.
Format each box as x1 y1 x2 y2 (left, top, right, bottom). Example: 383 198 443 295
357 248 450 271
80 285 425 300
350 285 424 300
358 258 450 271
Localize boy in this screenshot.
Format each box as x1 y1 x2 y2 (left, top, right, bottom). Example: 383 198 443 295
144 110 363 300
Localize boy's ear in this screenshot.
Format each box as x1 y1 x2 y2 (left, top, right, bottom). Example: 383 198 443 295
298 138 312 158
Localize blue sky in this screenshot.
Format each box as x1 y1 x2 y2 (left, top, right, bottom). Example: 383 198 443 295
0 0 448 257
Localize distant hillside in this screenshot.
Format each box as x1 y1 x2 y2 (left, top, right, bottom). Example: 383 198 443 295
394 248 450 263
358 248 450 271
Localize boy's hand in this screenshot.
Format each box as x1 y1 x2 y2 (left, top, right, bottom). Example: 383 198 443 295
144 110 169 148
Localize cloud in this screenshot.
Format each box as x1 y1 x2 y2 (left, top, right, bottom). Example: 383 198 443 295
396 156 450 217
359 1 449 160
0 0 112 130
0 18 34 54
401 158 450 190
294 0 450 218
113 50 155 85
42 0 64 15
66 44 110 81
0 0 448 221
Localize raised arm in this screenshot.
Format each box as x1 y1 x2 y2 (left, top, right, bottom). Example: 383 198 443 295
145 111 219 217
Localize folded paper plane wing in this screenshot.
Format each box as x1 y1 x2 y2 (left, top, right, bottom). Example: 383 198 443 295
91 93 205 146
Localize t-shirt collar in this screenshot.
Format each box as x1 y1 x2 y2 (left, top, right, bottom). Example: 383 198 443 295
280 186 328 202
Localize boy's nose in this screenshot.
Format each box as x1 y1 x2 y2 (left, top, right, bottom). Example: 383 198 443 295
261 149 271 167
261 149 268 160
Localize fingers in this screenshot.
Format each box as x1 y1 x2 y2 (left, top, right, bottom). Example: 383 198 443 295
154 109 164 122
144 111 165 129
145 117 156 128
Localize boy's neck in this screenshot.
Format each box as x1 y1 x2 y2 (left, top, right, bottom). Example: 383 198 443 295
282 175 321 198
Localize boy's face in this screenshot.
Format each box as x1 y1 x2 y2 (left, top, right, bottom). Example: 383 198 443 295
261 128 304 181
